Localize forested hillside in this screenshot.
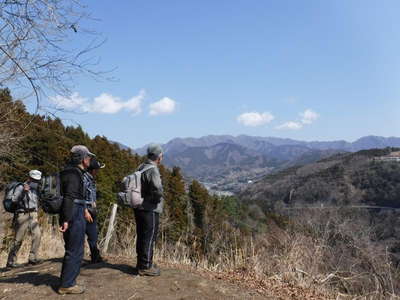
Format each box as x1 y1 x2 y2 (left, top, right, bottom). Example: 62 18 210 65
239 148 400 296
240 148 400 210
0 89 244 258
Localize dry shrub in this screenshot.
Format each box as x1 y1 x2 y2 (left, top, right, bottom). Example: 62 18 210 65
103 216 137 258
267 208 400 298
147 207 399 299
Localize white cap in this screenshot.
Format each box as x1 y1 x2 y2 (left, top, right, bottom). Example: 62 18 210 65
29 170 42 181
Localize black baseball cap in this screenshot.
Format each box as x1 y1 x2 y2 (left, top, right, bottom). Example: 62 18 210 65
88 157 105 171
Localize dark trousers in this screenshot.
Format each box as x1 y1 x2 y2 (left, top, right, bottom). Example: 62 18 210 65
85 216 100 258
134 209 159 270
60 204 86 288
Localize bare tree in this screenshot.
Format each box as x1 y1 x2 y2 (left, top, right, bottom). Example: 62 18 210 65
0 1 105 162
0 0 104 111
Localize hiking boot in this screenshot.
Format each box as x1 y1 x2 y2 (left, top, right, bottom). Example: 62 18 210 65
90 250 104 264
138 265 161 276
91 256 104 264
5 262 19 270
28 259 43 266
58 285 85 295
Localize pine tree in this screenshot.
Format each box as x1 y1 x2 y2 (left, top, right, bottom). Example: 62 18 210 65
163 167 188 241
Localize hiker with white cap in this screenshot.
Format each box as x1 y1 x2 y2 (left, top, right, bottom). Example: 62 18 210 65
58 145 95 295
6 170 43 269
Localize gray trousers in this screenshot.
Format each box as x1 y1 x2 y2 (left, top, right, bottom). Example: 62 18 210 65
7 212 41 264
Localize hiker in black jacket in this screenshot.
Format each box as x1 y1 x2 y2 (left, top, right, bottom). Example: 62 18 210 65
134 143 164 276
58 145 95 295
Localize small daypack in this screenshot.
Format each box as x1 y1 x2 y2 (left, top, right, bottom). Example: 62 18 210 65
40 173 63 214
118 165 155 208
3 182 24 213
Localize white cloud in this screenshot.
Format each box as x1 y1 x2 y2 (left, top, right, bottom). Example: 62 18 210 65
276 121 303 130
300 109 319 124
49 90 145 114
275 109 319 130
237 112 275 127
89 93 123 114
124 90 145 114
49 92 88 110
149 97 177 116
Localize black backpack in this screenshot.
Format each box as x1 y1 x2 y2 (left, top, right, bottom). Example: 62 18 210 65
3 182 25 213
40 173 63 214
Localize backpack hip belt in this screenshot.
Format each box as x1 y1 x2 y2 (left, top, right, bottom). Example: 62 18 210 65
16 208 37 214
73 199 87 206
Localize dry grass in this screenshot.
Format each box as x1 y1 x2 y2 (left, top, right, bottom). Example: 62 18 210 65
0 213 97 266
1 207 399 300
0 214 64 266
60 207 400 299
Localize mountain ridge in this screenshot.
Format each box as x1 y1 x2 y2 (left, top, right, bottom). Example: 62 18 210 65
130 135 400 193
135 134 400 154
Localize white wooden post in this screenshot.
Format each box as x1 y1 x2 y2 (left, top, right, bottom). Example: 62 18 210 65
103 203 118 254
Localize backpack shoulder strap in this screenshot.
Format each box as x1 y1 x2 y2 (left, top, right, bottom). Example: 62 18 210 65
137 165 156 174
15 182 27 210
55 172 61 196
8 182 23 190
71 167 85 184
14 182 24 189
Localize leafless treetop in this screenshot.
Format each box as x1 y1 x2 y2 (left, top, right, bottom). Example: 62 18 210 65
0 0 104 111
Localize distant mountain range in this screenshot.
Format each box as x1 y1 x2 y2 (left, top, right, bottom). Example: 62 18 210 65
136 135 400 154
129 135 400 193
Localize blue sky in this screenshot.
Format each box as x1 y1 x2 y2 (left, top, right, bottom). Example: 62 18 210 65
35 1 400 148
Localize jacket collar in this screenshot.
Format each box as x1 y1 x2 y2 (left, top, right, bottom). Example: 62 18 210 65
145 159 157 166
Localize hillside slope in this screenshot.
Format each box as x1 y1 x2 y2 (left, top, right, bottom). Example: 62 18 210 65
240 147 400 209
239 148 400 272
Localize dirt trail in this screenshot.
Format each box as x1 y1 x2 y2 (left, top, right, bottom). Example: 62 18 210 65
0 257 274 300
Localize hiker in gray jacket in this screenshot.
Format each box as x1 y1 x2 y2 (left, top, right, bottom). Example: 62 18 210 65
6 170 42 269
134 143 164 276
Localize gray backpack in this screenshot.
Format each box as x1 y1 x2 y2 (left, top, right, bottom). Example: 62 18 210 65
118 165 155 208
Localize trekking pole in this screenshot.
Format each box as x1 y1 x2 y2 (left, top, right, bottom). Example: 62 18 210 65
103 203 118 254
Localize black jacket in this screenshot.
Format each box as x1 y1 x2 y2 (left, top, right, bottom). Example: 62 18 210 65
60 166 86 223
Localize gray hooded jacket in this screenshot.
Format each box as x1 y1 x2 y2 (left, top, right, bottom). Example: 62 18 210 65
136 160 164 214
